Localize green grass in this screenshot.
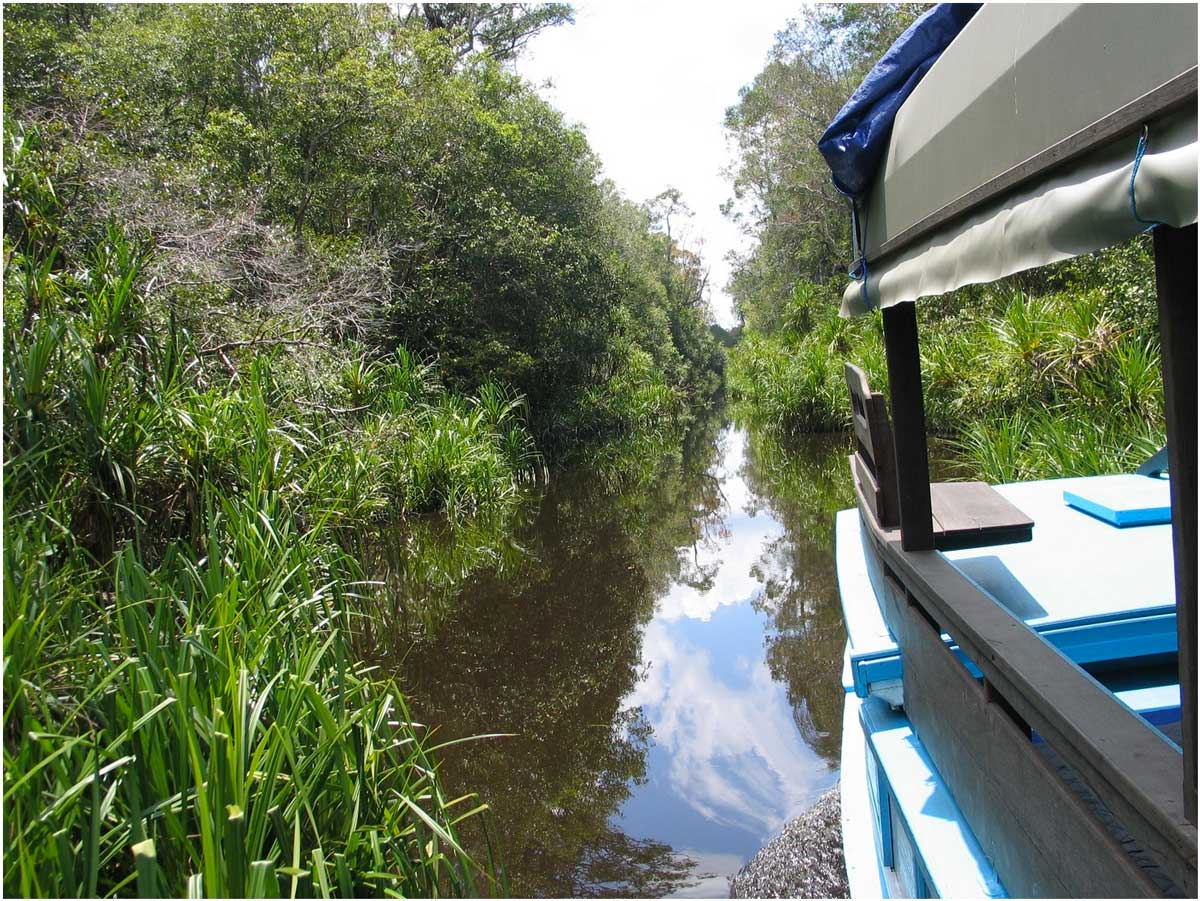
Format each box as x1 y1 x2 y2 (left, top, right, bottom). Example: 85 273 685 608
729 279 1166 482
4 133 518 897
4 493 500 898
955 408 1163 484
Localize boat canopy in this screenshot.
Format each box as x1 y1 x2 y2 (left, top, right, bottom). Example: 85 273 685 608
836 2 1198 316
818 3 980 200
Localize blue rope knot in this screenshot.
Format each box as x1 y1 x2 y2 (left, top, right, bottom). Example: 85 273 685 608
1130 124 1162 233
849 255 872 309
848 201 873 309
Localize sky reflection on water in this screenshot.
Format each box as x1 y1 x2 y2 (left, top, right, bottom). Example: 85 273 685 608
613 429 838 882
386 419 853 897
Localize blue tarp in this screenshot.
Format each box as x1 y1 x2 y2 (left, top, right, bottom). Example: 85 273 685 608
819 4 981 200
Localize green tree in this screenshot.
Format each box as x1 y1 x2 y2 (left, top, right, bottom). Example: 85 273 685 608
1 3 100 111
405 3 574 62
723 4 925 333
6 3 721 459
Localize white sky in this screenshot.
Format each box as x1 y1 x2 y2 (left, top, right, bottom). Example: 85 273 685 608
514 1 810 328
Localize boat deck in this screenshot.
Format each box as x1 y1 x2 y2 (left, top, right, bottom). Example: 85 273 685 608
837 472 1190 897
838 475 1178 702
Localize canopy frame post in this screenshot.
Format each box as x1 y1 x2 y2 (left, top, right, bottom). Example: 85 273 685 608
881 302 934 551
1153 223 1197 825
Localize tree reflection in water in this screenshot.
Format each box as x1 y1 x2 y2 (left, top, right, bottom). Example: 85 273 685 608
362 413 725 897
355 414 886 896
739 430 857 764
737 430 958 765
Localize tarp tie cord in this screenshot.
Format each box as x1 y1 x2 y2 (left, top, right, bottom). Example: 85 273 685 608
850 255 871 308
1130 124 1162 232
848 201 874 309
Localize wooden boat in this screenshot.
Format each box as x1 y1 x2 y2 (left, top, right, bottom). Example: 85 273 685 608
828 4 1197 897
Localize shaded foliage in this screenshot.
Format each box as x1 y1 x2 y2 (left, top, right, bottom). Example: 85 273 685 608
723 4 924 330
5 3 721 461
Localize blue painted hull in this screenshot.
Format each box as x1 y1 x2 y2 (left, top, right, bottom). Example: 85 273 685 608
836 474 1181 898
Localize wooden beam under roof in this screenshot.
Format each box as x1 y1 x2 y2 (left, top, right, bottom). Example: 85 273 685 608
1153 223 1197 826
881 302 934 551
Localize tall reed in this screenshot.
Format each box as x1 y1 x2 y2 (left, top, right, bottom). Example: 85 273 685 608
4 130 516 897
4 494 499 897
729 278 1165 481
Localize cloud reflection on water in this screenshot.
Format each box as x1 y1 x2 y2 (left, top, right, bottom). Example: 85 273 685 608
625 616 832 844
655 431 782 624
617 429 836 856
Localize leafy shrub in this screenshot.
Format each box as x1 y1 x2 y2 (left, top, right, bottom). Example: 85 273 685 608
730 275 1165 481
4 143 524 896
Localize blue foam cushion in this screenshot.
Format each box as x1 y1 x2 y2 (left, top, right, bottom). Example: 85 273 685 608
1063 474 1171 527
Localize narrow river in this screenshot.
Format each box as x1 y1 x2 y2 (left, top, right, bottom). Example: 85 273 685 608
371 415 857 897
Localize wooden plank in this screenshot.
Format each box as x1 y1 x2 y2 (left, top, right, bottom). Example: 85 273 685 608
881 303 934 551
875 570 1163 897
845 363 899 527
844 366 877 448
855 472 902 545
1153 223 1197 826
872 530 1198 895
929 483 1033 534
844 362 878 462
936 525 1032 554
934 526 1034 552
868 69 1198 263
844 361 872 398
848 394 877 463
852 454 886 527
866 394 898 527
930 482 1034 550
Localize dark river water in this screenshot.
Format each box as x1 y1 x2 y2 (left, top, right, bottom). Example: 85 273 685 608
363 414 859 897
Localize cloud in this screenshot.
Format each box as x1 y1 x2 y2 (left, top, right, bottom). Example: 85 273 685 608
626 618 834 841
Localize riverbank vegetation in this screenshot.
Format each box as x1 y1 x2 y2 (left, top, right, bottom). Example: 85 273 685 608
723 4 1165 482
4 130 523 897
5 3 721 458
4 4 724 896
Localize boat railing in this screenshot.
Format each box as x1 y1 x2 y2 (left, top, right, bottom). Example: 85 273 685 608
854 478 1197 897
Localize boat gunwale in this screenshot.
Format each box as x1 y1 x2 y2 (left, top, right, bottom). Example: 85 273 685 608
851 475 1197 896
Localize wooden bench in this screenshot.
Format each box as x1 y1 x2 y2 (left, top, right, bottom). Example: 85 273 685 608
845 363 1034 550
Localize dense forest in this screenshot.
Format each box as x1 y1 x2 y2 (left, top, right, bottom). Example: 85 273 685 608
3 3 1172 898
723 3 1166 481
5 3 722 459
2 3 724 897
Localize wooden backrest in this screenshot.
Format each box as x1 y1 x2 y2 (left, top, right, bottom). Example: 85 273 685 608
845 363 899 527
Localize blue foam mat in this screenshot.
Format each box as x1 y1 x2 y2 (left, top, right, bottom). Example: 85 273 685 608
1063 474 1171 527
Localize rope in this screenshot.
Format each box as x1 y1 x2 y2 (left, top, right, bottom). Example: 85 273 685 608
848 200 873 309
849 254 871 309
1130 124 1162 233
